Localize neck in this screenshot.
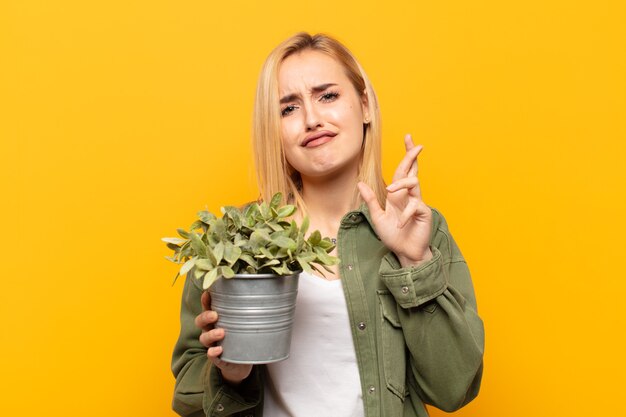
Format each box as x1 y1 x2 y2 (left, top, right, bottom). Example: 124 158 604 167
298 167 359 233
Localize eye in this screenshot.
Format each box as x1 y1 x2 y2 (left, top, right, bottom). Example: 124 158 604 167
320 91 340 102
281 105 298 117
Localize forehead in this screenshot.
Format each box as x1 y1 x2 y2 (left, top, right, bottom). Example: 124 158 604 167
278 50 349 94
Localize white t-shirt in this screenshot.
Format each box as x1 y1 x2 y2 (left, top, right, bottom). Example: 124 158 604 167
263 271 365 417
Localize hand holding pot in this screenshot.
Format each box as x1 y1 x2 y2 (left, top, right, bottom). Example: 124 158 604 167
195 291 252 385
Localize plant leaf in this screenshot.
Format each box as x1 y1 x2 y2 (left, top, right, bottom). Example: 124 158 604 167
224 242 242 266
239 254 257 268
270 192 282 210
213 241 224 265
277 205 296 218
315 247 339 265
296 256 314 274
189 232 207 257
162 237 186 245
198 210 216 224
195 258 213 270
194 267 206 280
272 236 297 250
202 268 218 289
307 230 321 246
180 258 196 275
220 265 235 278
300 216 310 237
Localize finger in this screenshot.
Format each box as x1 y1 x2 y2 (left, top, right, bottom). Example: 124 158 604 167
194 309 218 330
392 145 423 182
398 199 430 228
386 176 419 193
405 134 419 176
199 328 225 348
201 290 211 311
404 133 416 151
357 181 385 220
207 346 224 364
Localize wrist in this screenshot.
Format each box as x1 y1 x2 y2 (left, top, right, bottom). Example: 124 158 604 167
397 247 433 268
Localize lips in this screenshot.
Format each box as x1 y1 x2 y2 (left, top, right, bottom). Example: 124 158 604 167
301 130 337 148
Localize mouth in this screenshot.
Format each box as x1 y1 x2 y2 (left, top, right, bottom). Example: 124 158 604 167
301 131 337 148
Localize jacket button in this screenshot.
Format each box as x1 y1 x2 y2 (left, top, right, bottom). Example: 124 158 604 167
357 322 366 330
368 385 376 394
401 286 409 294
215 404 224 412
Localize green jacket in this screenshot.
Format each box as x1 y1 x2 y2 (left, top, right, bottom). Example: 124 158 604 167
171 205 484 417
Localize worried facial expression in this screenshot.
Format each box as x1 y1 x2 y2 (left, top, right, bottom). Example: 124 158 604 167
278 50 369 181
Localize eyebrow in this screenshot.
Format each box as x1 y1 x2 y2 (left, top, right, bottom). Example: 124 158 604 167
279 83 338 104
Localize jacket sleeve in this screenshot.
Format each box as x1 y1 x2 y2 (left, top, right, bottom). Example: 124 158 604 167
378 208 485 412
171 271 264 417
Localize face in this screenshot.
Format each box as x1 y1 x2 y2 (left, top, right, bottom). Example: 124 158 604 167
277 49 369 182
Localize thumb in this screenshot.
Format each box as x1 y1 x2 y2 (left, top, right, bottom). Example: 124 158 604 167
357 181 384 220
201 290 211 312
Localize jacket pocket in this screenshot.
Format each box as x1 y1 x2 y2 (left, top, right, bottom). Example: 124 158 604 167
377 291 408 401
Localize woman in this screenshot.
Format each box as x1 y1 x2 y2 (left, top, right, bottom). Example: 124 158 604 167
171 32 484 417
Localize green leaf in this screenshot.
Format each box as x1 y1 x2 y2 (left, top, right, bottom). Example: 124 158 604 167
300 216 310 237
189 232 207 257
195 258 213 270
296 256 314 274
307 230 321 246
202 268 218 289
288 220 298 239
270 192 282 210
222 206 243 229
194 267 206 280
250 230 271 248
271 264 294 275
272 236 297 250
213 218 226 237
166 242 181 251
180 258 196 276
224 242 242 266
198 210 216 224
277 205 296 218
239 254 257 268
176 228 190 239
171 271 180 286
213 241 224 265
260 201 271 220
189 220 205 231
162 237 186 245
220 265 235 278
266 221 284 232
318 238 335 250
260 259 280 268
258 246 274 259
315 247 339 265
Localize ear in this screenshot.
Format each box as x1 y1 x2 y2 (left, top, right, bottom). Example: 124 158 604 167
361 89 370 123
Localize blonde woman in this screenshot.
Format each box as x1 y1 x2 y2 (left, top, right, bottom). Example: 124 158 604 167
172 32 484 417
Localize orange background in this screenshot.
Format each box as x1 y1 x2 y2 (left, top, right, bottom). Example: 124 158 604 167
2 1 625 416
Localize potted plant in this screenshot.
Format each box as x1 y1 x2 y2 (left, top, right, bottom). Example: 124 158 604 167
163 192 339 364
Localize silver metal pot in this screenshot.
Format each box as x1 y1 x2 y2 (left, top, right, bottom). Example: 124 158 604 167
210 272 300 364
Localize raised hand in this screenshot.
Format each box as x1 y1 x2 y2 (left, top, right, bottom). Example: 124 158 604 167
195 291 252 385
357 133 433 267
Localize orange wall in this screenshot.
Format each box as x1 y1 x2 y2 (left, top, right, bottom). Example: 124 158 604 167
2 1 625 416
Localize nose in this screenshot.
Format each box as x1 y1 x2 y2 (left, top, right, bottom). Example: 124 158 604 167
303 101 322 131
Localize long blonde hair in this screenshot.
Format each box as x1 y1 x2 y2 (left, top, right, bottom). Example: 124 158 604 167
252 32 386 211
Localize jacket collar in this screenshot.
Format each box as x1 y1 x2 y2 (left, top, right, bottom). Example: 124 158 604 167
340 203 381 240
